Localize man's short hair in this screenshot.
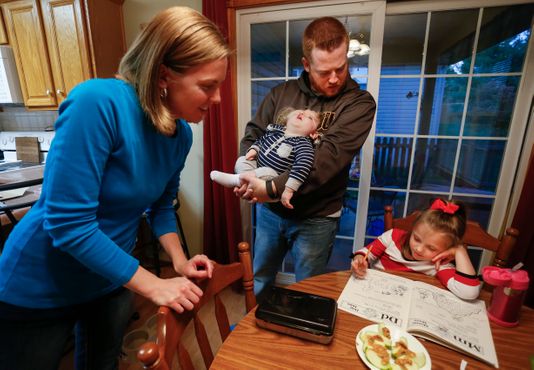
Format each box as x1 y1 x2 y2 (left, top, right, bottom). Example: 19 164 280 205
302 17 349 62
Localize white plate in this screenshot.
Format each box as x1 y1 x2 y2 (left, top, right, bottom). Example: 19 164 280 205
355 324 431 370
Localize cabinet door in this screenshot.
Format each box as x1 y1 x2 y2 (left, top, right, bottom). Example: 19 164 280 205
40 0 91 106
0 9 8 44
2 0 56 107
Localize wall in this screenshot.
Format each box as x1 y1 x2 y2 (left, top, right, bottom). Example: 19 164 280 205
0 107 57 131
123 0 202 45
123 0 204 256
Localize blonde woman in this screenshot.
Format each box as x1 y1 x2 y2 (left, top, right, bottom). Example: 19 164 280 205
0 7 229 370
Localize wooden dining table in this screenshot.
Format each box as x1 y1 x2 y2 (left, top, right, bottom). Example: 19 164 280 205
210 270 534 370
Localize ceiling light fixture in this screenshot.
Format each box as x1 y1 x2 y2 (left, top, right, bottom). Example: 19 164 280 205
347 32 370 58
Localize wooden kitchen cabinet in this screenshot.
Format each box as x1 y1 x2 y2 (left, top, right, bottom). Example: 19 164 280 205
1 0 125 108
0 9 7 44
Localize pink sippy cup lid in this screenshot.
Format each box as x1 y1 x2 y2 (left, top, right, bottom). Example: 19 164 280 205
482 266 511 286
482 266 530 290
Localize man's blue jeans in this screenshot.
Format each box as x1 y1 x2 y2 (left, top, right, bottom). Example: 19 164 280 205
0 287 133 370
253 204 339 299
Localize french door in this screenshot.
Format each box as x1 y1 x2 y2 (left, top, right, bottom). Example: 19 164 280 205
236 0 534 282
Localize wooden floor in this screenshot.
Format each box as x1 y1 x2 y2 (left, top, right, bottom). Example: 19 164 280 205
59 263 246 370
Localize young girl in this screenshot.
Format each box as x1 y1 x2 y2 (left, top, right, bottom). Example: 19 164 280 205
351 199 481 300
210 107 320 209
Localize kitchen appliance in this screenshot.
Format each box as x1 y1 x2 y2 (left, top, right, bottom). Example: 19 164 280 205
255 286 337 344
0 45 23 104
482 266 530 327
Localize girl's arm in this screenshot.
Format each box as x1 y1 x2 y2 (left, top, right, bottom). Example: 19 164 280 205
434 245 481 299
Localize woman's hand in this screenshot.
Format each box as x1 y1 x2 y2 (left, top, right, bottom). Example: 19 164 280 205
150 276 204 313
125 266 204 313
175 254 214 281
351 254 368 278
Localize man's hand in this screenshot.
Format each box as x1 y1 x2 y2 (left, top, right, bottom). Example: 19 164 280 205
234 172 277 203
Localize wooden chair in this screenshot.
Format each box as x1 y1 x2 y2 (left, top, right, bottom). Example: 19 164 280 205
137 242 256 370
384 205 519 268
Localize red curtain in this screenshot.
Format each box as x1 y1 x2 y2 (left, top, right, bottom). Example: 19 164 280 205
509 145 534 308
202 0 242 263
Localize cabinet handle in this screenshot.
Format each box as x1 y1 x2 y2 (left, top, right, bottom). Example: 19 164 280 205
56 89 64 96
46 89 51 96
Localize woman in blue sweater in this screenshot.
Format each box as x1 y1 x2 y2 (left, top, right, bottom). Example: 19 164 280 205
0 7 229 370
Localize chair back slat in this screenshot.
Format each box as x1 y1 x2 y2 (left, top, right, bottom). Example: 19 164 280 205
178 343 194 370
214 293 231 341
193 313 214 367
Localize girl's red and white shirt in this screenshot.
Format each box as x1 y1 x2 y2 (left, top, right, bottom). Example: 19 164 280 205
356 229 481 300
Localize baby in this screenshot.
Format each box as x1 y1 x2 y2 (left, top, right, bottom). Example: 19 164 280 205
210 108 320 209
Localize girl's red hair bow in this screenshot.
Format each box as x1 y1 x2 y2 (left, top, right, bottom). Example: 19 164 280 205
430 199 459 215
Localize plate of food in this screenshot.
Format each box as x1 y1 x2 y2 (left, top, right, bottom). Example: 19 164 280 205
355 323 431 370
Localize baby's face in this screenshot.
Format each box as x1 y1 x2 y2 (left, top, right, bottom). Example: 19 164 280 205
286 109 319 136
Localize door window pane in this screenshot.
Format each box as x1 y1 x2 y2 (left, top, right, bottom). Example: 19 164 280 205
453 195 493 229
367 190 406 236
372 137 412 188
345 15 371 73
353 77 368 90
381 13 426 75
348 153 360 188
425 9 478 74
464 76 520 137
251 80 283 117
326 238 353 272
288 20 309 77
251 22 285 78
475 4 534 74
407 193 439 214
410 138 457 191
339 190 357 237
418 77 468 136
455 140 505 195
376 78 419 134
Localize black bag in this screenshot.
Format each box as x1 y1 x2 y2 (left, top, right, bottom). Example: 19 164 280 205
255 286 337 344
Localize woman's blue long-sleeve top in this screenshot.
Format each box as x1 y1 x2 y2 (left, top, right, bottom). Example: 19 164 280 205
0 79 192 308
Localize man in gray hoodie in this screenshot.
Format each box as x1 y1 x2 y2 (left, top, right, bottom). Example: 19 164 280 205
237 16 376 299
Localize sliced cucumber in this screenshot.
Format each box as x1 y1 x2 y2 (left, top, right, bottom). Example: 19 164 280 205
364 344 392 370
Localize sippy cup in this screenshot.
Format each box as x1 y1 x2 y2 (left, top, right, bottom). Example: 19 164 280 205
482 266 530 327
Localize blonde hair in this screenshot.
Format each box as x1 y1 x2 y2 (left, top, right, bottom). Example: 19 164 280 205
402 199 467 254
302 17 349 63
118 7 231 136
